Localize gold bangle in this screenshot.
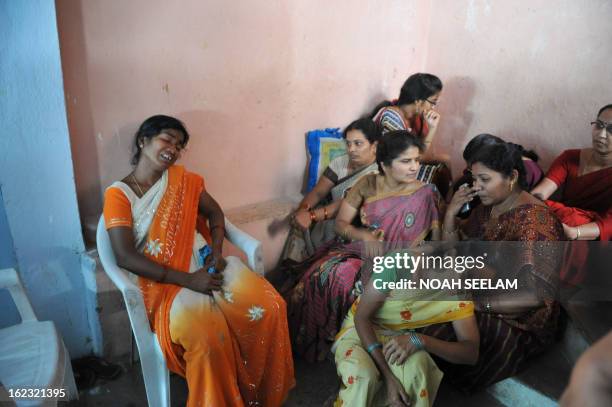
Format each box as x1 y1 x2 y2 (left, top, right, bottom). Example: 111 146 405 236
443 226 457 234
323 207 329 220
309 210 317 222
341 227 351 241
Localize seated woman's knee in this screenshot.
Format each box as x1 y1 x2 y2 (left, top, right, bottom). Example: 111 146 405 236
338 348 380 382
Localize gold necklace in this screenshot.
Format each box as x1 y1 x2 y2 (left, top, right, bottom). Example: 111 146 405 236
131 173 145 197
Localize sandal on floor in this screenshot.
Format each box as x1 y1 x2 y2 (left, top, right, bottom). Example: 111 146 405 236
73 367 97 390
73 356 123 380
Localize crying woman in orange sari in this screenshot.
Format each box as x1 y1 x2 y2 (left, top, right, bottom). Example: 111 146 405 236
103 115 295 407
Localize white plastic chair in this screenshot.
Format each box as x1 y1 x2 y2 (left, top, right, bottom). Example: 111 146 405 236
0 268 78 406
96 216 264 407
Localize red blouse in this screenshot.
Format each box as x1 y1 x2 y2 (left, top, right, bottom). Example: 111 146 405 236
545 149 612 240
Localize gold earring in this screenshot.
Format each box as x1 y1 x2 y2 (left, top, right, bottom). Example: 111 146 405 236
509 180 515 192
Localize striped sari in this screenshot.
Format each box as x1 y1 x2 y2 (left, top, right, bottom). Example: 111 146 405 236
373 106 452 197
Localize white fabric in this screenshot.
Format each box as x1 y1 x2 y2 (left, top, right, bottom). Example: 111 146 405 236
328 154 350 181
0 321 76 406
107 170 168 252
108 170 209 278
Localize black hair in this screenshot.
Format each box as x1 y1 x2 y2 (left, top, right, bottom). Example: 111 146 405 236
343 118 382 144
508 142 539 162
376 130 424 174
463 133 540 163
132 115 190 165
369 73 443 118
463 133 504 161
398 73 443 105
468 142 528 190
597 104 612 118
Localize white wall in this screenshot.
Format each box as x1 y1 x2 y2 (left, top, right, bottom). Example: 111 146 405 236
0 0 101 356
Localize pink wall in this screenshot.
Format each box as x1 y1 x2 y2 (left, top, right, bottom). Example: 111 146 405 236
56 0 430 235
425 0 612 175
57 1 611 266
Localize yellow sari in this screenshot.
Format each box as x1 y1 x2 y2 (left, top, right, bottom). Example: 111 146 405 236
333 288 473 407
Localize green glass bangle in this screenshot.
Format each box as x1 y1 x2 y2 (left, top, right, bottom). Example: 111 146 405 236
409 332 425 351
366 342 382 354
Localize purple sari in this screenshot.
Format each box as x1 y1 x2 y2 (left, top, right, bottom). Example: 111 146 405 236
287 182 441 362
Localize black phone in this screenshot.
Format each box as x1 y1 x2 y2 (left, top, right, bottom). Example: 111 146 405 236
458 179 479 219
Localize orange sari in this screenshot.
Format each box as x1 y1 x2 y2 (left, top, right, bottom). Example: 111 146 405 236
104 165 294 406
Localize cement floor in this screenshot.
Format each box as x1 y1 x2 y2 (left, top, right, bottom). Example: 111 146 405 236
66 357 503 407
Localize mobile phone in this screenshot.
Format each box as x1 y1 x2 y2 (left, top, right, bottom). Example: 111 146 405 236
458 181 477 219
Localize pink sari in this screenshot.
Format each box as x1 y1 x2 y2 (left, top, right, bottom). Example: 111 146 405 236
287 183 441 362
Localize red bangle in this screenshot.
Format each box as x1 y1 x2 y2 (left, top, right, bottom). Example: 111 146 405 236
299 202 311 211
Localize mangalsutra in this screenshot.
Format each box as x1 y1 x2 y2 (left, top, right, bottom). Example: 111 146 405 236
131 173 145 197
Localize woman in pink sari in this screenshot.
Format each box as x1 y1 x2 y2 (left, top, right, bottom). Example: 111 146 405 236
287 131 442 362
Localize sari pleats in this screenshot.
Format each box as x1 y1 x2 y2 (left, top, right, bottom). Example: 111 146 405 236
104 165 294 407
